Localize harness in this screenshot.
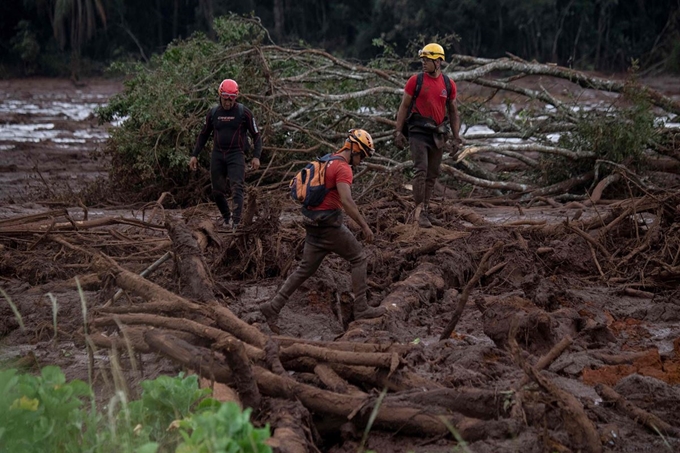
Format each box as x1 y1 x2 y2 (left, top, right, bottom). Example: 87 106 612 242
402 72 453 136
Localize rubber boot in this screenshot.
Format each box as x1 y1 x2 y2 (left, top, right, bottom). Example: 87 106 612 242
259 294 287 334
418 210 433 228
353 296 385 320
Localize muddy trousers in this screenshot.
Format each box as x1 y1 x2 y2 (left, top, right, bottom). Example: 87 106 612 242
271 223 367 311
410 133 443 207
210 151 245 224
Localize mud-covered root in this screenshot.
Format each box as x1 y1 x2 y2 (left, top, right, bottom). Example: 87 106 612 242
439 241 504 340
509 328 602 453
481 295 562 354
595 383 680 438
510 335 574 419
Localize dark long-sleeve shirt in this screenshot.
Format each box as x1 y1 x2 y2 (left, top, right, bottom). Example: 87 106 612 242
192 103 262 158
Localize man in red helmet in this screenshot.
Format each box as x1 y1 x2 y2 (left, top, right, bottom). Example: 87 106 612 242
189 79 262 230
394 43 462 228
259 129 386 334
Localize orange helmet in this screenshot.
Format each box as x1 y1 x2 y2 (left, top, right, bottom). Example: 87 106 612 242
218 79 239 98
346 129 374 158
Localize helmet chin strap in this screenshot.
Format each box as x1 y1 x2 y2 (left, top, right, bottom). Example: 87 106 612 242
426 60 441 76
347 142 361 168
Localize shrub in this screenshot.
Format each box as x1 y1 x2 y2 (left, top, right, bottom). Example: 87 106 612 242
0 367 271 453
542 73 657 185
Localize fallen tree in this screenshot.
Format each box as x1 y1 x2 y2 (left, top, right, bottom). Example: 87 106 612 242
94 16 679 207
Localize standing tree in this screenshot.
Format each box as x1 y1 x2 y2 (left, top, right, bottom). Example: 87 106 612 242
50 0 107 81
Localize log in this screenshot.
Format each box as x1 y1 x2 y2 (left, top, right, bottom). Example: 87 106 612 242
447 205 487 226
590 350 655 365
314 364 364 395
92 254 269 349
98 298 198 315
0 209 67 227
103 252 173 307
264 400 312 453
1 216 167 234
93 313 266 362
167 218 215 303
282 359 443 393
217 337 261 410
144 330 234 383
375 262 446 320
253 365 520 439
24 273 101 294
144 331 519 439
280 343 400 369
272 336 413 355
89 326 154 353
394 387 508 420
263 338 286 376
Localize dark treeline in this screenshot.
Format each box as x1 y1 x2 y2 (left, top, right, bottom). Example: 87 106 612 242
2 0 679 78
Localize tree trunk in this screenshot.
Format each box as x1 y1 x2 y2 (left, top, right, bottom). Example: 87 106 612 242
274 0 285 43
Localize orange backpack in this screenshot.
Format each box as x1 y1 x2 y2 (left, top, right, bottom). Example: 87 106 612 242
290 154 344 208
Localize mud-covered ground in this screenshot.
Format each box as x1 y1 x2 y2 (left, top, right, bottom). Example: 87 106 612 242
1 76 680 452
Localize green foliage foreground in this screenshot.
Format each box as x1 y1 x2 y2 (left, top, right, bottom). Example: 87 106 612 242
0 366 271 453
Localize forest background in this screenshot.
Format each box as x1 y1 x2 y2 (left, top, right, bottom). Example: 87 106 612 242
3 0 680 79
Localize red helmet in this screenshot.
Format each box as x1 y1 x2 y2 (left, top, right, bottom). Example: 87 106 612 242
218 79 239 98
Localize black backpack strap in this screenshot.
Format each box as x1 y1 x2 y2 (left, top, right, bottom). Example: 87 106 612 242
209 105 219 126
407 72 424 117
442 74 452 100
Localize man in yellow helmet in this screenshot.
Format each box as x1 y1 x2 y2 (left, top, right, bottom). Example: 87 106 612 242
259 129 386 334
394 43 462 228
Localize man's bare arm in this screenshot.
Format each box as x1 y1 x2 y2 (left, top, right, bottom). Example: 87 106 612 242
337 182 374 243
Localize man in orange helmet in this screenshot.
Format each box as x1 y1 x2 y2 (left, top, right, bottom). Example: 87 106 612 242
190 79 262 231
259 129 385 334
394 43 462 228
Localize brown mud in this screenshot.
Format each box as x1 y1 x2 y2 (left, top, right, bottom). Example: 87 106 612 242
1 77 680 452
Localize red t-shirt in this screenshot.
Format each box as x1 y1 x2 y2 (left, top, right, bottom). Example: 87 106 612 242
309 155 352 211
404 73 457 125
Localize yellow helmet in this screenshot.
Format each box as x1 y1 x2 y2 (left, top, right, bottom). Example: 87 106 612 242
347 129 374 158
418 43 445 61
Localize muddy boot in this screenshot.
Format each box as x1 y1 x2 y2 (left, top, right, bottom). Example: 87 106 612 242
259 295 287 334
418 210 433 228
353 297 386 320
